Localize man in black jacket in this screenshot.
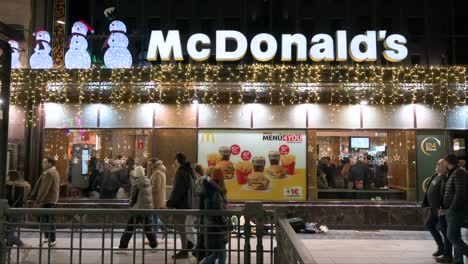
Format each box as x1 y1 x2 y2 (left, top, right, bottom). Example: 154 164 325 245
440 154 468 264
422 159 452 262
349 157 372 189
166 152 195 259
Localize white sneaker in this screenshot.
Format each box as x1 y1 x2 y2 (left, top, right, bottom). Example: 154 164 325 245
42 240 56 247
113 246 128 255
20 244 32 262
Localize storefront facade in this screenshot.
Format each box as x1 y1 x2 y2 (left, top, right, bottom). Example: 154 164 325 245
4 0 468 212
7 66 467 204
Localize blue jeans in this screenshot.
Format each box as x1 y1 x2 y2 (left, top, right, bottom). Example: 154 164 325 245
153 215 165 232
446 209 468 264
204 251 226 264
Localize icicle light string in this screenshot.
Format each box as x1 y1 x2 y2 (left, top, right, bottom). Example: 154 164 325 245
8 64 468 123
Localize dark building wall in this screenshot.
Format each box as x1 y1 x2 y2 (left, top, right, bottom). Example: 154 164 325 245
61 0 468 66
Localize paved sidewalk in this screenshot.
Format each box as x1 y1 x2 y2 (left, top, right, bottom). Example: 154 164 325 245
7 229 468 263
300 230 468 264
7 232 275 264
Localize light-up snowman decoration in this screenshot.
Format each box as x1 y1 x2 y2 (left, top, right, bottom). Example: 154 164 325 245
30 29 53 69
103 20 132 68
8 39 22 69
65 20 94 69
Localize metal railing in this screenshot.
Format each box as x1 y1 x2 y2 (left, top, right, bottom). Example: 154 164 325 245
274 209 317 264
0 201 277 264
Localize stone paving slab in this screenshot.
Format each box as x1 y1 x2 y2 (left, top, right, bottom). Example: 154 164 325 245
301 230 468 264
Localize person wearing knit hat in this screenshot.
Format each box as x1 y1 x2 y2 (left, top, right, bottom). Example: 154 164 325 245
166 152 196 259
149 158 167 241
116 166 157 252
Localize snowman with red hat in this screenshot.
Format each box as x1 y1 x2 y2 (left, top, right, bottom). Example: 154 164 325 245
65 20 94 69
8 39 22 69
30 29 53 69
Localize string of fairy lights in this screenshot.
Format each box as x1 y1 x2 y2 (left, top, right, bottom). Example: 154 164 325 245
8 64 468 124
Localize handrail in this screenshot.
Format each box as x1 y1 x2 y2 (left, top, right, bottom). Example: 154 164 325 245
275 217 317 264
0 200 320 264
0 200 281 264
7 208 259 216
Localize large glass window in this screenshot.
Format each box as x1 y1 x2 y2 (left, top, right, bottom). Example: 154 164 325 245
7 106 26 180
44 129 153 198
43 127 198 199
316 130 409 201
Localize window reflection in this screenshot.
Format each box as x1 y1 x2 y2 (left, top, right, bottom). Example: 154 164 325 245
44 129 152 199
317 130 407 201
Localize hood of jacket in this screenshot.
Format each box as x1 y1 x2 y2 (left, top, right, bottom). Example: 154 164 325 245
135 175 151 189
202 178 223 195
155 162 167 173
200 178 227 211
131 175 153 209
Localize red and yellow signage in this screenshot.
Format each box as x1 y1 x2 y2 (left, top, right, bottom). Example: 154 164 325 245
198 129 307 201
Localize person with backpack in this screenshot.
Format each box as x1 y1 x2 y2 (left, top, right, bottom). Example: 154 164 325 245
93 161 121 199
199 168 228 264
5 171 31 262
116 166 158 251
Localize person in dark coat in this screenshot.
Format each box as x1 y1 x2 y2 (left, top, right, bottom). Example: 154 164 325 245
84 156 99 197
192 164 210 262
422 159 452 262
349 157 372 189
339 158 352 189
317 168 329 189
199 168 228 264
166 152 196 259
5 171 32 261
374 159 388 188
93 162 121 199
440 154 468 264
319 157 337 188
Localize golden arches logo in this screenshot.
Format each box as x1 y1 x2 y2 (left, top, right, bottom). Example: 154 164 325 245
420 137 441 156
201 133 215 144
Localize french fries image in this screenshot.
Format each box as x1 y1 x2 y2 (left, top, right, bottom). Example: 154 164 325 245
281 154 296 175
207 153 222 167
236 161 253 184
